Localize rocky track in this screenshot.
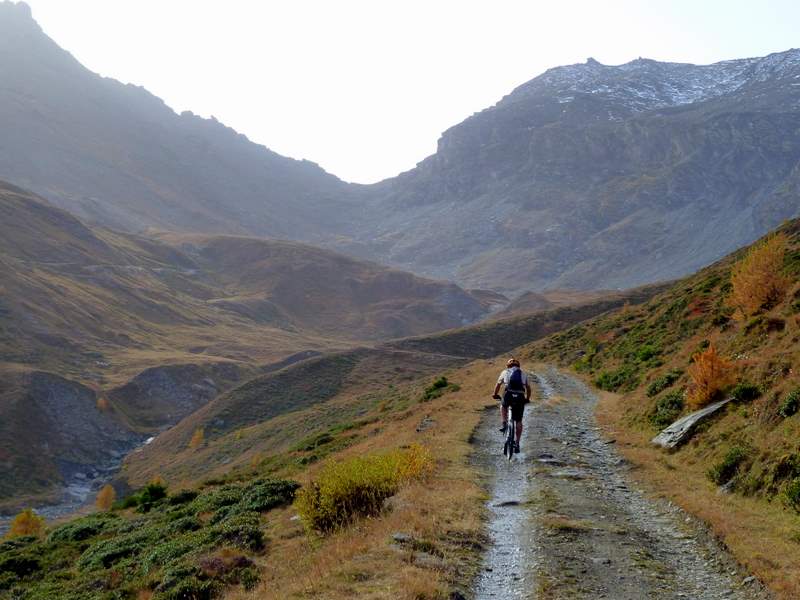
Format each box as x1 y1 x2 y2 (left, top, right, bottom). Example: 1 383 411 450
472 367 771 599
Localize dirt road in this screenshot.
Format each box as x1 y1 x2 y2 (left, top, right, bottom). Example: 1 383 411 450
472 367 771 599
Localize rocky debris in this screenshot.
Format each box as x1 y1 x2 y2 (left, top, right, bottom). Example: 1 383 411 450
651 399 732 449
391 532 413 544
416 415 436 432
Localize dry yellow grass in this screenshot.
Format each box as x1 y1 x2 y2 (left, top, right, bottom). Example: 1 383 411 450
222 360 502 600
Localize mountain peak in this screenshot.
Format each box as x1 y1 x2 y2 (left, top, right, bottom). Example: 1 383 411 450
0 1 36 31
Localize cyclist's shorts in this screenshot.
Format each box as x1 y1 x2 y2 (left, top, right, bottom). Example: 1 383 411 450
502 390 526 421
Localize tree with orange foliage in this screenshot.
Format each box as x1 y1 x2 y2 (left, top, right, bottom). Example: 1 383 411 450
96 396 110 412
687 344 734 409
96 484 116 511
4 508 45 539
189 428 205 449
729 233 790 317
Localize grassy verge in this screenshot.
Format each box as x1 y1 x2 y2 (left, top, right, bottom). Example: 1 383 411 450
595 389 800 598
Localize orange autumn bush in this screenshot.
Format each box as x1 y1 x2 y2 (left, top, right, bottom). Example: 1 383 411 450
687 345 735 409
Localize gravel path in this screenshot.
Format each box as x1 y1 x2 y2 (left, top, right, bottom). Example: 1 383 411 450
472 367 771 599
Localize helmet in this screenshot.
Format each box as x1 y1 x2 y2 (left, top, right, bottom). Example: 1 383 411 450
506 358 520 368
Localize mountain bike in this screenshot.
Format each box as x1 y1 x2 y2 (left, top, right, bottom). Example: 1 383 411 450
502 416 517 460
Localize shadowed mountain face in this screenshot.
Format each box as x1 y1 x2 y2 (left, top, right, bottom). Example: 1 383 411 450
0 1 354 239
2 1 800 295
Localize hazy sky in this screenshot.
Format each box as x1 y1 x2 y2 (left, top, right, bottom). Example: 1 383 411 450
22 0 800 183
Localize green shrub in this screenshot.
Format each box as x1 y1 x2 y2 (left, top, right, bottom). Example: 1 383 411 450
292 432 334 452
168 490 199 505
77 529 154 570
595 364 639 392
646 369 682 397
730 382 761 403
0 552 40 579
295 445 432 533
190 486 243 513
239 479 299 513
648 390 685 428
784 478 800 513
420 376 458 402
779 389 800 418
209 512 264 551
635 344 660 363
156 563 220 600
708 446 749 485
137 481 168 512
47 513 121 544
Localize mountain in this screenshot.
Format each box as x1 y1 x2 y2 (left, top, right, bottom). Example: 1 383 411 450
3 1 799 295
0 180 494 504
0 1 354 239
349 50 800 292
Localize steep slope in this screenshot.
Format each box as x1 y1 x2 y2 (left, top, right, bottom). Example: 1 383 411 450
0 1 354 239
344 50 800 292
521 219 800 595
0 181 492 504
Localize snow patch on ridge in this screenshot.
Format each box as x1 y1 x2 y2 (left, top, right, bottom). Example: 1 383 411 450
509 48 800 113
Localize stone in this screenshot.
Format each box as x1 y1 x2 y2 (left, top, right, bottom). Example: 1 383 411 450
651 398 732 449
391 532 413 544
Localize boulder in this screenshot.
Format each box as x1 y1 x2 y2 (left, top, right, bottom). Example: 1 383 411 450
651 398 731 449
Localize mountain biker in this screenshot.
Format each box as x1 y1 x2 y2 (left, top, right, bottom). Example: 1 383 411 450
492 358 531 453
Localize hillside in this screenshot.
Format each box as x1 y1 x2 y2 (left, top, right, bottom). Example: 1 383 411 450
119 281 662 494
0 181 493 505
3 2 800 296
519 219 800 595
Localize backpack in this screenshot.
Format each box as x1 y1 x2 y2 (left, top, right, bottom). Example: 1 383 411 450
507 367 524 392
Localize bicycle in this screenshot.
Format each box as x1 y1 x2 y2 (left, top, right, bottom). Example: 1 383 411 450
494 393 520 460
502 415 517 460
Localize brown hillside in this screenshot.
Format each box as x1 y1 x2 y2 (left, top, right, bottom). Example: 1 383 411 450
0 181 492 504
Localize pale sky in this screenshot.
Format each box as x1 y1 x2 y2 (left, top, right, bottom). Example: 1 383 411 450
21 0 800 183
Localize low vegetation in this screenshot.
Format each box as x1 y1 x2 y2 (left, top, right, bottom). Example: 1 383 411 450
0 478 298 599
295 444 433 533
648 390 685 428
419 376 460 402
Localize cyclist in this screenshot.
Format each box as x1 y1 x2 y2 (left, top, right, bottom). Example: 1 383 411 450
492 358 531 453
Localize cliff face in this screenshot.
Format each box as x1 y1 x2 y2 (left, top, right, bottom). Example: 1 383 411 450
350 51 800 292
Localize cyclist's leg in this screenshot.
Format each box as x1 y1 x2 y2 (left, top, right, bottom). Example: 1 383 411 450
500 394 510 431
512 401 524 444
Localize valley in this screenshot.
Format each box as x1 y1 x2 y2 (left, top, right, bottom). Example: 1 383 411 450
0 2 799 599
